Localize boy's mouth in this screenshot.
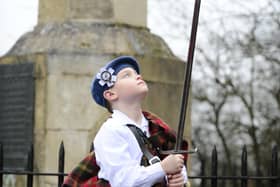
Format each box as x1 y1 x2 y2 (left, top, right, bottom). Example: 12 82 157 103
137 80 145 85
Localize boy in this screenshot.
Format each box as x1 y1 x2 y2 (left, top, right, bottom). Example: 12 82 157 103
91 56 188 187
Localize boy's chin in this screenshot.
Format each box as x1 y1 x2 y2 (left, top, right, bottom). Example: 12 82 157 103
140 89 149 96
135 90 148 100
141 86 149 94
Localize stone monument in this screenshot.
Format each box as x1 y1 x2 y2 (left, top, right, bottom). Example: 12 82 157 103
0 0 191 186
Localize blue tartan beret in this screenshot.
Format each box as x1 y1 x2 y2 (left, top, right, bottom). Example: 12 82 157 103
91 56 140 108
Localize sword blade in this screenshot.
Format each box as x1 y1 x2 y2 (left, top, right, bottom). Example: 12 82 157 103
175 0 201 151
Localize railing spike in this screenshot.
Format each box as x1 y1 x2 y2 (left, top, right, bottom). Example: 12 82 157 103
241 145 248 187
90 142 94 152
58 141 65 187
271 145 278 187
211 145 218 187
0 143 3 187
27 143 34 187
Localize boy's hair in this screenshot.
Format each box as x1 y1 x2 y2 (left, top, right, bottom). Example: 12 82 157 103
91 56 140 109
104 99 113 113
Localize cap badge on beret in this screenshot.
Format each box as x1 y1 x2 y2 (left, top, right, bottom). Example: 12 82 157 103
96 67 117 87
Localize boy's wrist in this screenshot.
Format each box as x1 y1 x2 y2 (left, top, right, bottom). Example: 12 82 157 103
159 161 169 175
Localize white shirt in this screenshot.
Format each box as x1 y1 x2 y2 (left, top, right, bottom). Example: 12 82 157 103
94 110 187 187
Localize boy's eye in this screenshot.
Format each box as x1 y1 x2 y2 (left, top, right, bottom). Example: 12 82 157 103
119 69 137 79
122 72 130 78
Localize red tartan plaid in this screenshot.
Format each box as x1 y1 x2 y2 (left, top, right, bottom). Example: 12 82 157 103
62 111 189 187
143 111 189 162
62 152 109 187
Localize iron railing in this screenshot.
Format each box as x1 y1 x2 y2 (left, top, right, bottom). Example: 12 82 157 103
0 142 278 187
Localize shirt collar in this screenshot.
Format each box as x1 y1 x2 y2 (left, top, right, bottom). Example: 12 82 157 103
112 109 148 129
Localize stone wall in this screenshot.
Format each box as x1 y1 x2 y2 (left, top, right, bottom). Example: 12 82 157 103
38 0 146 27
0 51 191 186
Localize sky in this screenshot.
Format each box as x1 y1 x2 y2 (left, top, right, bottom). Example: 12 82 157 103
0 0 38 56
0 0 191 58
0 0 267 58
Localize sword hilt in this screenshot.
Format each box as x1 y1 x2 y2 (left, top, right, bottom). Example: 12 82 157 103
160 147 198 155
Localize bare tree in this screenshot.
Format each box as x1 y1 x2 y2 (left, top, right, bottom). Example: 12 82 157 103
191 0 280 185
149 0 279 186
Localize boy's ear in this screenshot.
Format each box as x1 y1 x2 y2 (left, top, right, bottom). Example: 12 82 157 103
103 89 118 102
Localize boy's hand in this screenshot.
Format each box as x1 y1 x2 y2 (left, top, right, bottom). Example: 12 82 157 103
167 172 184 187
161 154 184 174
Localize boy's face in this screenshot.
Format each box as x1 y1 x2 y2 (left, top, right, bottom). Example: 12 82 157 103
110 67 148 102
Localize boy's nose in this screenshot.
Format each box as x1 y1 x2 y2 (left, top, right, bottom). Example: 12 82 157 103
136 74 143 80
